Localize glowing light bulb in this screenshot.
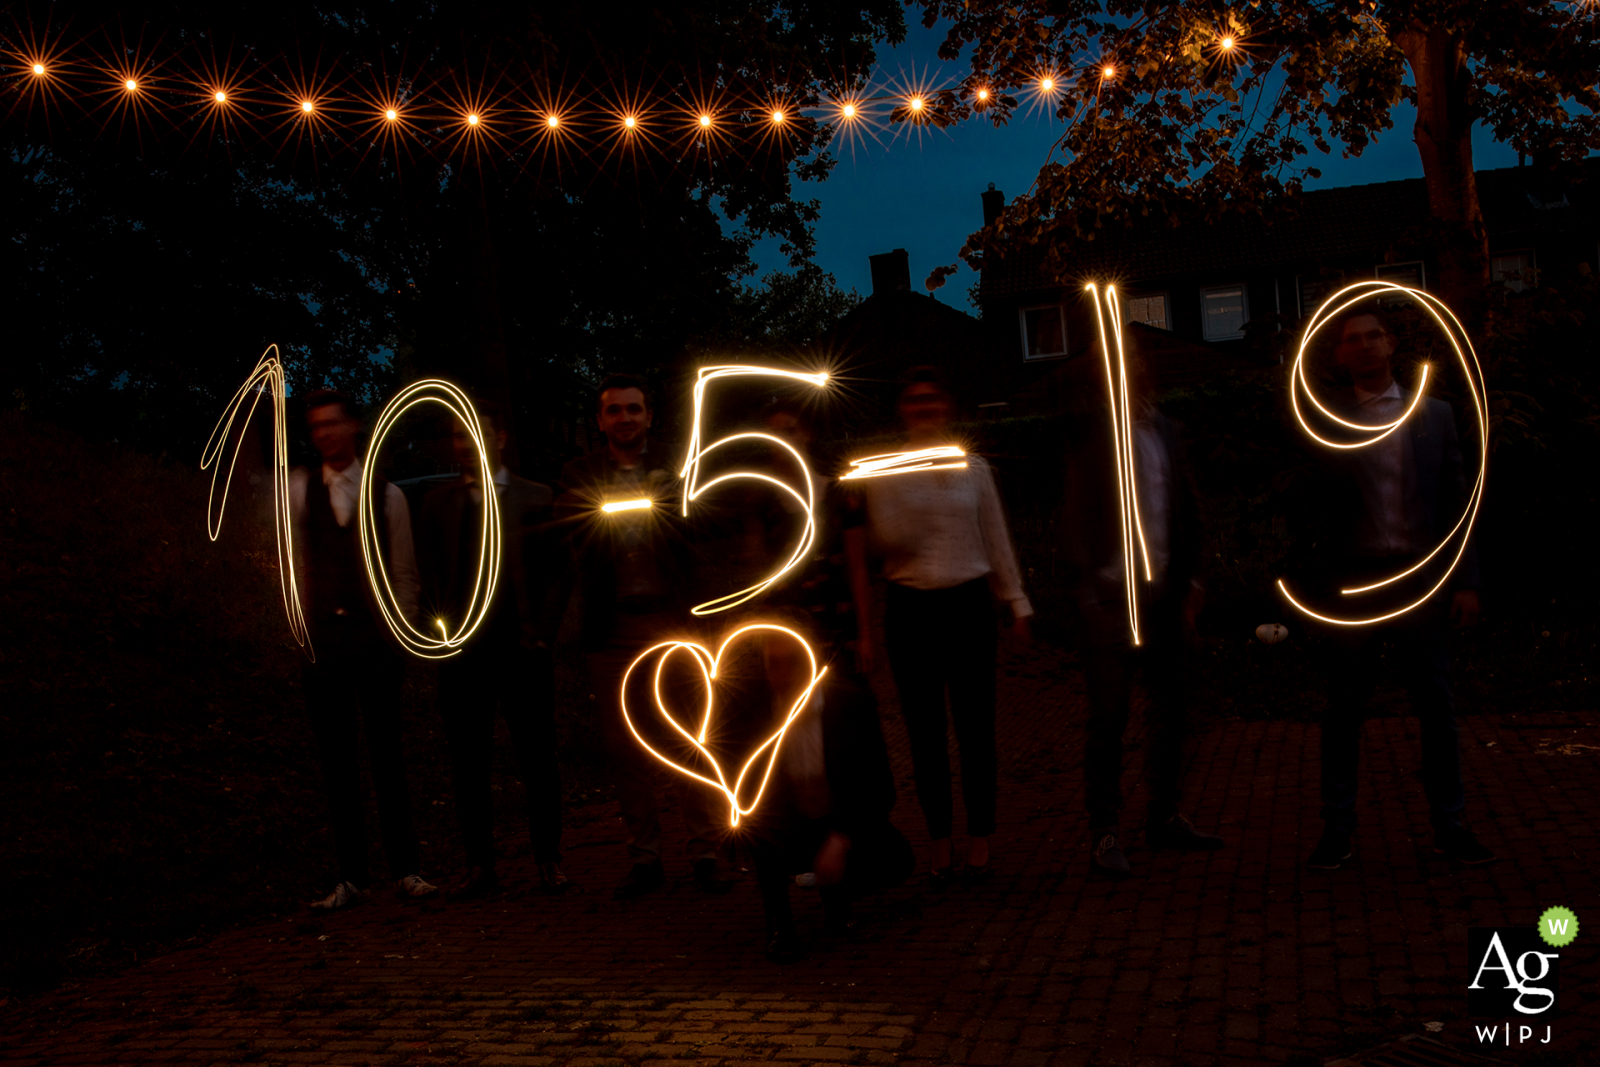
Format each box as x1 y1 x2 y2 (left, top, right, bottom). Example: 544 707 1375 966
545 113 560 129
124 79 138 92
699 113 712 128
1102 65 1116 79
384 108 398 121
623 114 637 129
976 88 990 101
300 99 314 114
32 63 46 76
466 112 480 126
841 103 856 119
1040 76 1055 92
1221 36 1236 51
771 109 786 124
909 95 924 112
214 90 227 103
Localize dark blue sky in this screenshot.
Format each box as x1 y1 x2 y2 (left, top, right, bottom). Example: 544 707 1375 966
752 20 1520 306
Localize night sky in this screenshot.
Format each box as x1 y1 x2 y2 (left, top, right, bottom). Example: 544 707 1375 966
764 20 1522 305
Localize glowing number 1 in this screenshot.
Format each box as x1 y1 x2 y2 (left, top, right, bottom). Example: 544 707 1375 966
678 364 830 616
1087 283 1152 645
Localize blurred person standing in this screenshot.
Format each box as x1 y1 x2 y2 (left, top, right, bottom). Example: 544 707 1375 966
290 389 436 910
849 367 1031 885
417 404 570 899
556 373 727 899
1060 355 1222 881
1301 306 1490 870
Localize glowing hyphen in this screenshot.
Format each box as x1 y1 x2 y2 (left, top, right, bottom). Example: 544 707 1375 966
200 346 314 658
620 623 828 828
679 364 830 616
361 380 502 658
840 445 968 480
1277 280 1488 626
1087 283 1153 645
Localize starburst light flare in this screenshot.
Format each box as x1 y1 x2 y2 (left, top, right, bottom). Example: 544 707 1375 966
839 446 967 480
1277 281 1488 626
1087 283 1153 645
200 346 313 659
620 623 828 828
360 380 502 658
679 364 830 616
601 498 653 513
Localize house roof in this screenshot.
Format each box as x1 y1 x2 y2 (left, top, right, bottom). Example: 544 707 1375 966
979 161 1600 301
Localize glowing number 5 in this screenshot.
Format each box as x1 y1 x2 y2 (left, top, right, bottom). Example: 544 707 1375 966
678 365 830 616
1278 281 1488 626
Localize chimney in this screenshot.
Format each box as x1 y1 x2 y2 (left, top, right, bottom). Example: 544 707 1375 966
981 183 1005 227
868 248 911 295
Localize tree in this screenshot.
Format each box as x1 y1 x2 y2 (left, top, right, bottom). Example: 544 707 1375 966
911 0 1600 327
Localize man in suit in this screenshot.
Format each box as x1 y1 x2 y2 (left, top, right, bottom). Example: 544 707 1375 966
556 373 728 900
1304 306 1491 869
1061 353 1224 880
419 404 569 897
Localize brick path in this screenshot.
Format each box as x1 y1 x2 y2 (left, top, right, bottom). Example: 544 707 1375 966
3 639 1596 1066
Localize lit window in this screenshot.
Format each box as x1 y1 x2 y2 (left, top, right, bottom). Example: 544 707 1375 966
1123 293 1169 331
1020 305 1068 360
1375 261 1426 290
1491 251 1534 292
1201 284 1248 341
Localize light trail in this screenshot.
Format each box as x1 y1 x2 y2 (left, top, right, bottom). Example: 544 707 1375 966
1087 283 1153 645
360 380 502 658
200 346 313 659
679 364 830 616
839 445 968 480
1277 281 1489 626
620 623 828 828
601 497 653 513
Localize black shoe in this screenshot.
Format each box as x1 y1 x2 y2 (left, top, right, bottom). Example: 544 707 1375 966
538 862 573 894
1146 814 1225 851
766 926 803 964
1434 826 1497 865
1306 829 1352 870
1090 833 1131 879
692 857 734 895
450 865 499 901
613 860 666 900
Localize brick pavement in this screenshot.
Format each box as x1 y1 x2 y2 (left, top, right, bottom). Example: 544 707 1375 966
2 639 1596 1066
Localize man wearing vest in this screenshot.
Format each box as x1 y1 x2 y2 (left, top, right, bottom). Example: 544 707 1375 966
418 405 570 899
291 389 436 910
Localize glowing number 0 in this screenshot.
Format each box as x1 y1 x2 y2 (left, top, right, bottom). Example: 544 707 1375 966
201 346 314 657
679 365 830 615
360 380 501 658
1277 281 1488 625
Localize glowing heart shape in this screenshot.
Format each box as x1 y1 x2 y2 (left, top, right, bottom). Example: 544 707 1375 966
620 623 828 827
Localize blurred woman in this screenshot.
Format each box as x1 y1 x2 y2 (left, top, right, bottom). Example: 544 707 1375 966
849 367 1032 884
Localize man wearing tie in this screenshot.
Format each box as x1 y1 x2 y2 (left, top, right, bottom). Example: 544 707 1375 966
1304 307 1492 870
418 404 569 897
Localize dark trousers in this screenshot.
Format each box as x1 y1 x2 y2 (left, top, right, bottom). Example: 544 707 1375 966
437 641 562 867
1317 597 1465 835
884 578 999 840
751 818 915 933
1081 589 1188 832
302 617 419 886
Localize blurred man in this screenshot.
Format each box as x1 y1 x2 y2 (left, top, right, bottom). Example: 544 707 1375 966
418 405 569 899
291 390 435 910
556 373 727 899
1304 307 1490 870
1061 354 1222 880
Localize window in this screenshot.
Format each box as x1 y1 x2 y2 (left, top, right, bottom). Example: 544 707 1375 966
1201 284 1248 341
1123 293 1170 331
1492 251 1535 292
1020 304 1068 360
1298 274 1344 318
1375 261 1426 290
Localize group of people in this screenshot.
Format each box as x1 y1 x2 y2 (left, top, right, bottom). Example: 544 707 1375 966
282 301 1492 962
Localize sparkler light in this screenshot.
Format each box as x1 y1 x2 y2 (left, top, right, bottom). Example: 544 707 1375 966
976 88 990 101
1040 76 1055 92
601 498 653 514
1277 281 1488 626
32 63 46 76
213 90 227 103
620 623 828 828
360 380 502 658
124 78 138 92
698 112 713 128
839 446 968 481
1220 36 1237 51
679 365 830 615
385 108 398 121
299 99 315 113
1087 283 1153 645
770 108 786 124
200 347 313 659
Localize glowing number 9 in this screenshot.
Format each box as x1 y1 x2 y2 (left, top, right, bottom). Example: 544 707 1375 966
678 365 830 616
1277 281 1488 625
361 380 501 658
201 346 314 657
